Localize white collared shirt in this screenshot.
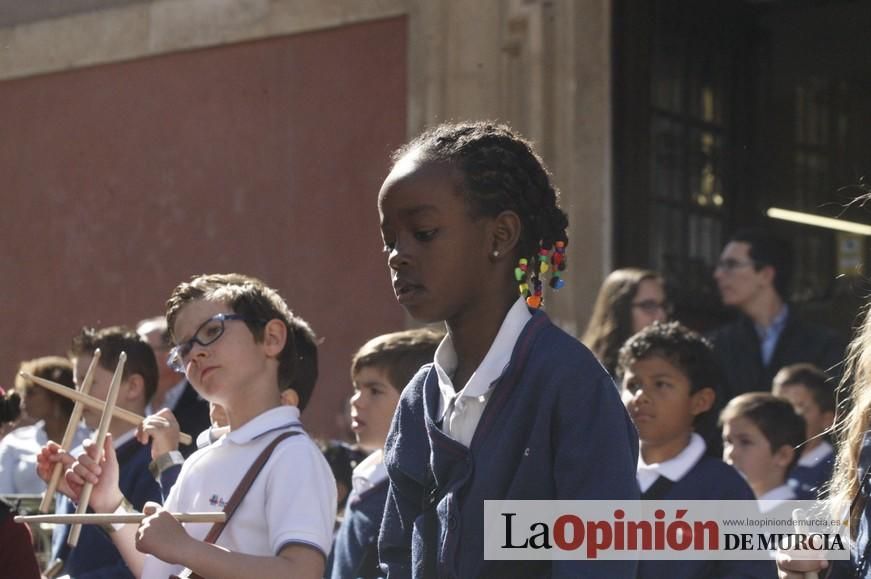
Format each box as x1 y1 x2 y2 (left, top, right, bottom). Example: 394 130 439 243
637 433 706 492
350 449 387 496
434 298 532 447
141 405 336 579
759 483 796 512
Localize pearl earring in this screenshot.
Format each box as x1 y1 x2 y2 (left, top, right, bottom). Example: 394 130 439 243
492 250 500 257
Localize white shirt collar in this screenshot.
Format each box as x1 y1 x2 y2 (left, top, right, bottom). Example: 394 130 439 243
224 406 301 445
637 433 706 492
798 440 833 467
351 449 387 495
434 298 532 419
759 484 796 502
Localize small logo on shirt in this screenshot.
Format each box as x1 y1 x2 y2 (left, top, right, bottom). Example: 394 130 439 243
209 494 226 508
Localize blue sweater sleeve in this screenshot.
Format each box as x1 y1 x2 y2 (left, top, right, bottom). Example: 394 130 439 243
379 393 422 579
551 369 641 578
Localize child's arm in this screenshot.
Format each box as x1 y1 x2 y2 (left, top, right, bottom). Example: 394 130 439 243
377 395 423 578
136 504 324 579
66 435 149 576
552 369 641 578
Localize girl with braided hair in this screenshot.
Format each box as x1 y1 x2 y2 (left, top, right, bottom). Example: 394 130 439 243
377 121 639 578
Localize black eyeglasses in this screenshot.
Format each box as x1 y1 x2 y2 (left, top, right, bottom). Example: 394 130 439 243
631 300 673 316
715 258 756 272
166 313 264 373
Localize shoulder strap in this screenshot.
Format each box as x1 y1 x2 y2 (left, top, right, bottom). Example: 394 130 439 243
173 430 301 579
203 430 300 544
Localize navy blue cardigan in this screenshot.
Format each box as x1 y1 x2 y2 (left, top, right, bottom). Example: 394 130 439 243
328 480 389 579
379 310 641 579
51 437 162 578
637 456 776 579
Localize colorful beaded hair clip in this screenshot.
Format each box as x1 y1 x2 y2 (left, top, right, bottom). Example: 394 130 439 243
514 240 567 308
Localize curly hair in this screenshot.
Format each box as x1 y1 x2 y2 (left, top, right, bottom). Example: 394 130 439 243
394 121 569 269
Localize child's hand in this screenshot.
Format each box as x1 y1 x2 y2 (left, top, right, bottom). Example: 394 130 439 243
135 502 192 564
65 434 125 513
138 409 181 459
36 441 76 498
775 550 828 578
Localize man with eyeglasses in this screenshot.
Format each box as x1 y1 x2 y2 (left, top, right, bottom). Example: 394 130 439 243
709 229 846 404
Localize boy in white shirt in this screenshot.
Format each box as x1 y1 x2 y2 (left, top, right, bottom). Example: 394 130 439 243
55 273 336 579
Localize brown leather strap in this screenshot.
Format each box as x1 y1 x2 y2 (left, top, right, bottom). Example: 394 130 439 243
174 429 300 579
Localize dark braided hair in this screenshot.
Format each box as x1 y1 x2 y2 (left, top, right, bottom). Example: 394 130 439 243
394 121 569 305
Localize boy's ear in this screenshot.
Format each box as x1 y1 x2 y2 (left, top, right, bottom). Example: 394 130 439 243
690 387 716 416
262 319 288 357
280 388 299 407
489 210 521 259
773 443 796 469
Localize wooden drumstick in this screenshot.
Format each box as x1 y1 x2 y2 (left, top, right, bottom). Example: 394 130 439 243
38 349 101 513
22 373 193 446
17 512 225 525
68 353 126 547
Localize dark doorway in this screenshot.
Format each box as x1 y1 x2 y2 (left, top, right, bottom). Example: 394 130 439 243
613 0 871 337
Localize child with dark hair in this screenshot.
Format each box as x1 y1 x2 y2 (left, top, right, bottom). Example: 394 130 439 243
720 392 806 507
0 386 41 579
41 326 162 578
328 327 442 579
46 274 335 579
772 363 836 499
618 321 774 579
377 121 639 578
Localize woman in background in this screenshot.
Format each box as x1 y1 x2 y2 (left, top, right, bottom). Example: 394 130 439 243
0 356 89 494
582 268 669 378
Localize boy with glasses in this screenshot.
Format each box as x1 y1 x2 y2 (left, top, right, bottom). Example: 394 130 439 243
49 274 336 579
710 229 845 403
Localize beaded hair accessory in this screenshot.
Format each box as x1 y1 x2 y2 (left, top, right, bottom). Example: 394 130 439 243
515 240 567 308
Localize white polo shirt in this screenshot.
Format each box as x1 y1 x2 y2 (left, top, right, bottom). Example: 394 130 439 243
141 406 337 579
434 297 532 447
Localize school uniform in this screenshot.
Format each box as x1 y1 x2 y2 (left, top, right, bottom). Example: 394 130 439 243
0 420 90 494
51 429 162 578
379 301 640 579
328 449 389 579
140 405 337 579
788 440 834 500
636 433 776 579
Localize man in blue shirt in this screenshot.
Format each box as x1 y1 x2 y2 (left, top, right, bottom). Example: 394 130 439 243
710 229 845 404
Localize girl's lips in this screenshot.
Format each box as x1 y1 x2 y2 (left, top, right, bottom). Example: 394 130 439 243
351 418 366 431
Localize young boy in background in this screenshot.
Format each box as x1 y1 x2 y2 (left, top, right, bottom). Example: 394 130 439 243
328 327 442 579
51 326 162 578
618 321 774 579
720 392 805 508
772 363 836 499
